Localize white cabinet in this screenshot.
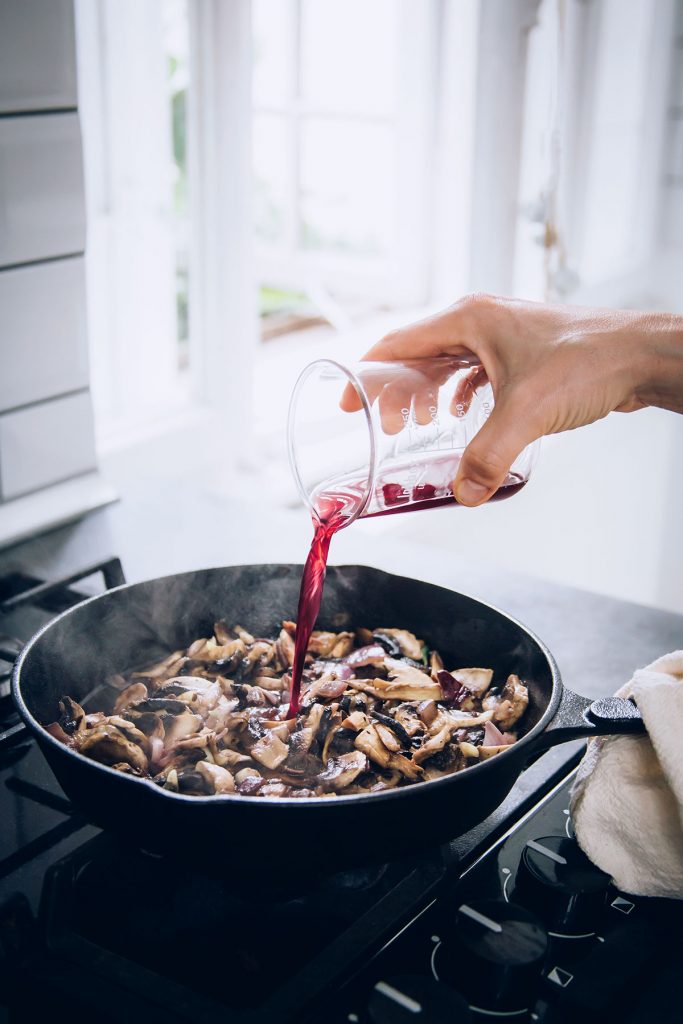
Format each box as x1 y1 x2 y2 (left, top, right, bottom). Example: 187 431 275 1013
0 113 86 268
0 391 97 500
0 257 89 411
0 0 77 114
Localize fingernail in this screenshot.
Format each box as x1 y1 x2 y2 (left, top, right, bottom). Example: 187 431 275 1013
455 479 489 506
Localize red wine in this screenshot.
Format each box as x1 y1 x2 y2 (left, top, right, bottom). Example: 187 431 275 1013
287 454 526 716
288 518 337 717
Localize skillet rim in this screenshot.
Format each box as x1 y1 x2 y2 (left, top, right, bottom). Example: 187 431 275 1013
11 562 563 809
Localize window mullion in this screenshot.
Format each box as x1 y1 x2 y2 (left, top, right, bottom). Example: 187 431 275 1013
188 0 258 442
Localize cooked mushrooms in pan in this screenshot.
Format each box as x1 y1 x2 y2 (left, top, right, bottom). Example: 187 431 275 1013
47 622 529 798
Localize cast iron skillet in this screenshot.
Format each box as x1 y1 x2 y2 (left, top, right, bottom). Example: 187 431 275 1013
12 564 644 872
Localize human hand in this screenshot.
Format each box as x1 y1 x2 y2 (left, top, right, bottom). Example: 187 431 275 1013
344 295 682 506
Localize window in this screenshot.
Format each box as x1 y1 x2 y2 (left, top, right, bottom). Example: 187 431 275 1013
75 0 190 445
251 0 438 329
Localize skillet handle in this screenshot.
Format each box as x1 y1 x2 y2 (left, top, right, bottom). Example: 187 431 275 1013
527 686 645 758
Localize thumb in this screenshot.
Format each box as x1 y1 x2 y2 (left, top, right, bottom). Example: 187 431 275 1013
453 397 540 506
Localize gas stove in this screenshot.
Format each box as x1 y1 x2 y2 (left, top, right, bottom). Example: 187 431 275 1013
0 556 681 1024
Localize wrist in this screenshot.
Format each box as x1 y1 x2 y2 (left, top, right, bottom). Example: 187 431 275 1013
631 314 683 413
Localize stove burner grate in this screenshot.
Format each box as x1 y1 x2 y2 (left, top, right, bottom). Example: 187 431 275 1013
0 557 126 746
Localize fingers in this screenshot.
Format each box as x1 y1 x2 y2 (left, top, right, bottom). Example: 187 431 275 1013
453 394 541 506
340 310 475 413
450 365 488 417
341 353 479 432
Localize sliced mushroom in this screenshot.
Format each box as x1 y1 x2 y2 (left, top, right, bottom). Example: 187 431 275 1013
307 630 354 657
429 650 444 681
374 723 401 752
205 695 240 733
479 744 511 760
132 650 185 680
177 769 213 795
412 725 453 765
451 667 494 698
369 770 401 791
250 731 289 770
330 634 355 658
135 697 188 715
195 759 235 794
354 724 391 769
209 741 253 770
370 710 412 749
162 710 203 747
177 680 222 716
172 727 215 753
253 674 289 691
352 676 442 703
276 628 295 668
113 682 148 714
417 700 438 727
259 719 295 743
443 708 494 730
126 709 164 739
317 751 369 792
289 701 326 755
482 674 528 729
385 658 431 685
388 753 423 781
355 627 374 646
84 712 107 729
393 704 425 738
79 723 148 772
233 624 255 645
340 710 369 732
107 716 152 754
154 677 205 696
374 628 424 661
58 696 87 734
459 741 480 759
193 637 247 664
110 762 144 775
213 621 235 645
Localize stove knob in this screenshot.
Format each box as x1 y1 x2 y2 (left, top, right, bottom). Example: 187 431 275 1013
515 835 611 938
367 975 472 1023
441 898 547 1014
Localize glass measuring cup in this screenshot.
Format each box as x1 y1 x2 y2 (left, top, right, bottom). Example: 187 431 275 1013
287 356 539 529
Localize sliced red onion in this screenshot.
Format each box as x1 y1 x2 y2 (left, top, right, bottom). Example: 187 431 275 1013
314 676 350 699
342 644 386 668
332 664 354 681
45 721 72 744
437 670 468 706
483 719 509 746
149 736 165 767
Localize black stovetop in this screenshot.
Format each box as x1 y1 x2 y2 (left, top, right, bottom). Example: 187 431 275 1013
0 510 681 1023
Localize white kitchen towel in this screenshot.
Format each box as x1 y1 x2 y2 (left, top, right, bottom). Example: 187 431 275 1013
570 650 683 899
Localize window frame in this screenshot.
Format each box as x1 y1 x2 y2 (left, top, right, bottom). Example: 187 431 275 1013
251 0 440 307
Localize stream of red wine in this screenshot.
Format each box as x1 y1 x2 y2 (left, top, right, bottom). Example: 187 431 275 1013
286 460 526 717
